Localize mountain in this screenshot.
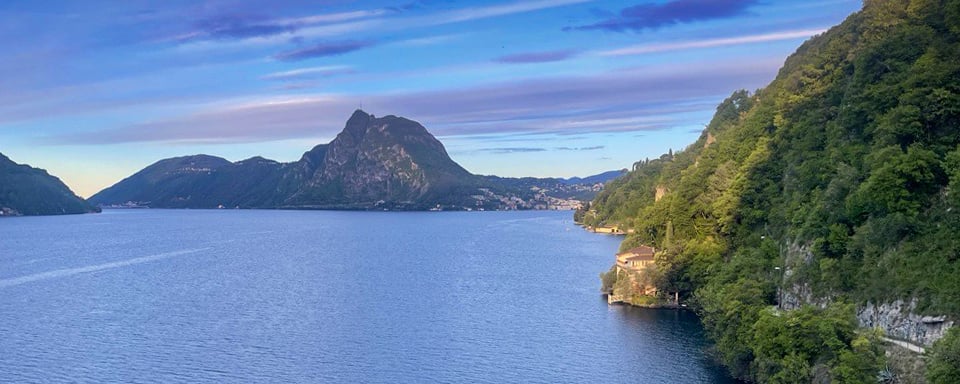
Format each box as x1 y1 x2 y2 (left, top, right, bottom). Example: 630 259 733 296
282 110 478 209
584 0 960 382
559 169 626 185
0 152 99 216
91 110 600 210
88 154 293 209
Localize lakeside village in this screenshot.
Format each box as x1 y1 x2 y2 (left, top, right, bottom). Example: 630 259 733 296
99 183 601 211
471 185 595 211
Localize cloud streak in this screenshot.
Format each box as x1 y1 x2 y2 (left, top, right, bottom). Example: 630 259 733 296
175 9 389 42
494 50 578 63
169 0 588 51
274 40 375 61
38 57 782 145
570 0 759 32
39 95 357 145
261 65 355 81
555 145 604 151
477 147 548 154
427 0 591 25
596 29 827 56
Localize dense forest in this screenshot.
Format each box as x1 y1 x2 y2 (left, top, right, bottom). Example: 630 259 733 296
0 152 98 216
582 0 960 382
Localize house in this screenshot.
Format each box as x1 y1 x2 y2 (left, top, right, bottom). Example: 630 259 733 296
591 225 625 235
616 245 656 270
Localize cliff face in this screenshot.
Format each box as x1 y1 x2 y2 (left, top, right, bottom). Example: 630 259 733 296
858 301 954 347
780 243 953 348
0 152 98 216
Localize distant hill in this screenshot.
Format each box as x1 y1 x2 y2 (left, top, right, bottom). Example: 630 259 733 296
559 169 626 185
91 110 604 210
0 152 99 216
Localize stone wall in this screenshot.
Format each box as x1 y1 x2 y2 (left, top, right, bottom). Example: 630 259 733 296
857 300 954 347
781 240 953 347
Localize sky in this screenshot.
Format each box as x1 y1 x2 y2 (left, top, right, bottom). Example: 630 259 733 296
0 0 862 198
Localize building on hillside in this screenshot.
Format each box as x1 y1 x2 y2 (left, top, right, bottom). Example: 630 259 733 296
616 245 655 270
591 226 625 235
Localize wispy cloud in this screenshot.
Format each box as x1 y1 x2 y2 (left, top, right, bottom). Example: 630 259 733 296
274 40 375 61
494 50 578 63
38 95 356 145
275 10 390 26
555 145 605 151
569 0 759 32
174 9 389 42
477 147 548 154
473 145 604 154
391 33 467 47
192 14 296 40
170 1 587 51
38 57 781 145
596 29 826 56
427 0 591 25
261 65 355 81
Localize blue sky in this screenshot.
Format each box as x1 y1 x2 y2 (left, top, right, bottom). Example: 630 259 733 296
0 0 861 197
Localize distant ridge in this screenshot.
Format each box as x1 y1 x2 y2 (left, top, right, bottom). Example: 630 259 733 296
560 169 626 185
91 110 605 211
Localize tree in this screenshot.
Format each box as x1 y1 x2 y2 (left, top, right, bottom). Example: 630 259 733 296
927 327 960 384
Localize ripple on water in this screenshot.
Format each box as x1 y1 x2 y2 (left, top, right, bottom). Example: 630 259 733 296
0 210 735 383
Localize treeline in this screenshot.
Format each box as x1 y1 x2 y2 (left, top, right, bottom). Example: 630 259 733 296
589 0 960 382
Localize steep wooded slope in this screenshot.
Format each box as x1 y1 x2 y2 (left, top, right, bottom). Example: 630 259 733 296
586 0 960 381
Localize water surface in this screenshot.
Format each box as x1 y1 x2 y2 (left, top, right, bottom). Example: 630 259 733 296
0 209 733 383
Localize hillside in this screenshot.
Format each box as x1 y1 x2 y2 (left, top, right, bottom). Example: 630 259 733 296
584 0 960 382
91 110 601 210
560 169 626 185
0 152 99 216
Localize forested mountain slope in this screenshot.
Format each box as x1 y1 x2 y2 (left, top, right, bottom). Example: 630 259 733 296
0 152 98 216
584 0 960 381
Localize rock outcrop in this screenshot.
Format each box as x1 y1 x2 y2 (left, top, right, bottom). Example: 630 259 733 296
781 241 954 347
858 300 954 347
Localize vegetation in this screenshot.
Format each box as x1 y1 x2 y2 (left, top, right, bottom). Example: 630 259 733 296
600 265 665 306
0 152 98 216
927 327 960 383
589 0 960 381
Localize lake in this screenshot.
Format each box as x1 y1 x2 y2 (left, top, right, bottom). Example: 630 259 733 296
0 209 734 383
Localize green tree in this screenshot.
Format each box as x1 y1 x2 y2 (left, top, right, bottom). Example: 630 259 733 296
927 327 960 384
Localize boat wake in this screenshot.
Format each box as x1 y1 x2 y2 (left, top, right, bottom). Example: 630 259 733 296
0 248 211 288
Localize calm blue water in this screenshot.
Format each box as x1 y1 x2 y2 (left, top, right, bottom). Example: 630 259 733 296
0 209 734 383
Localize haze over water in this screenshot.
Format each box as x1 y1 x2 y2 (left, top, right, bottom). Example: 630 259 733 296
0 209 733 383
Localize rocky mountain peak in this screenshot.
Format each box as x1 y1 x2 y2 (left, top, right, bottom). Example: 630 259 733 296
340 109 373 143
